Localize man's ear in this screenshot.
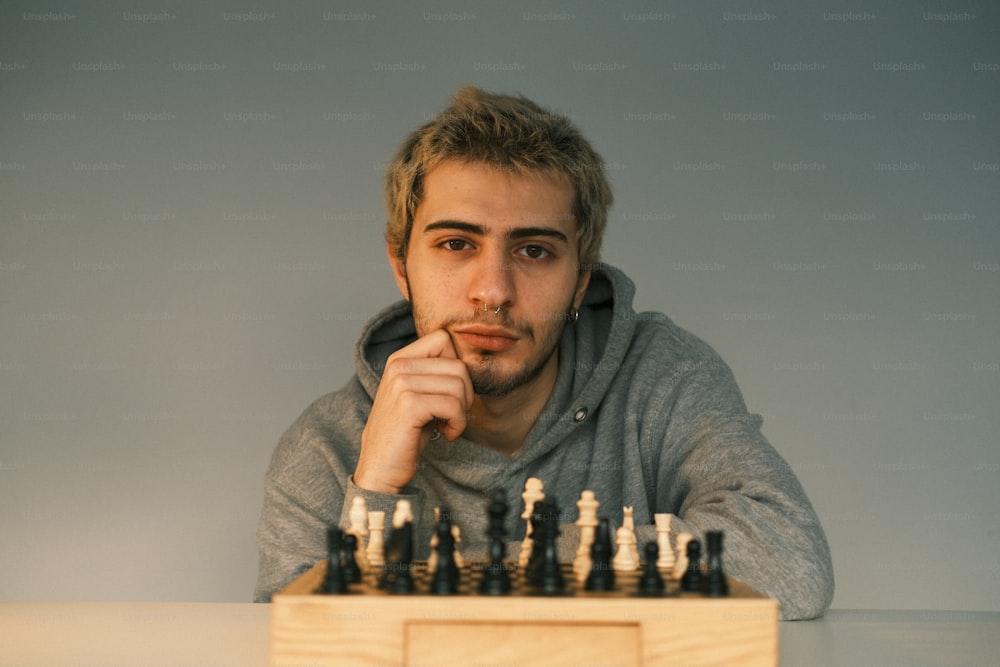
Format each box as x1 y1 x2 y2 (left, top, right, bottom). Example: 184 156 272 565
572 268 591 311
387 242 410 301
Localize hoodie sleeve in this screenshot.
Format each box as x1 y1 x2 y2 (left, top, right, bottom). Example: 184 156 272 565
254 418 424 602
651 348 835 620
254 427 343 602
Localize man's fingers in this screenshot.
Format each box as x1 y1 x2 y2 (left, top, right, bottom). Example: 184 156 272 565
384 331 474 408
401 393 466 441
395 327 459 359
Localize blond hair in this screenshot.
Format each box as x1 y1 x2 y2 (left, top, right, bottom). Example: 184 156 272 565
384 86 612 267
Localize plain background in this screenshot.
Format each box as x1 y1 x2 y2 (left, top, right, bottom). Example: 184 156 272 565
1 1 997 612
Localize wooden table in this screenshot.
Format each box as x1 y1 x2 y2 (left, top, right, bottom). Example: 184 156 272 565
1 602 997 666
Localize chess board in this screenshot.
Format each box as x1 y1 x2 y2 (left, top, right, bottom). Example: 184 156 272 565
270 560 778 667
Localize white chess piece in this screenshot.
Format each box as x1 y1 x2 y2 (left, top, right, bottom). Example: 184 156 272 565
573 490 600 582
622 506 640 565
518 478 545 568
451 523 465 568
654 513 675 570
347 496 370 572
672 531 693 580
393 499 414 528
427 507 442 572
366 510 385 569
612 524 638 571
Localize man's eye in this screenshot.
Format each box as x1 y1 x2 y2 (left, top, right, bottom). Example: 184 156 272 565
444 239 470 251
519 245 550 259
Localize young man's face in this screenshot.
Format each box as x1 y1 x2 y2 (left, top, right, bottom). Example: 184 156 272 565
390 160 591 397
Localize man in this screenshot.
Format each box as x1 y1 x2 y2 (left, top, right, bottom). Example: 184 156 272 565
255 86 834 620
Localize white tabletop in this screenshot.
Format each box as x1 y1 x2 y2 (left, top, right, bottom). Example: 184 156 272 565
1 603 997 666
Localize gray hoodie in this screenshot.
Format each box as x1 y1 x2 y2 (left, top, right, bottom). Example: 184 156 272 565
255 264 834 619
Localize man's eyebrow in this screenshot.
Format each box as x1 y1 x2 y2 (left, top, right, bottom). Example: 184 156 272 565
507 226 569 244
422 220 568 244
422 220 486 235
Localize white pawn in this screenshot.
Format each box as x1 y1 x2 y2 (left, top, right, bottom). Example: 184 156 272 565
451 522 465 568
427 507 442 572
654 513 675 570
347 496 370 572
518 478 545 568
573 490 600 582
366 510 385 569
622 506 640 565
393 499 414 528
612 524 638 571
672 531 693 580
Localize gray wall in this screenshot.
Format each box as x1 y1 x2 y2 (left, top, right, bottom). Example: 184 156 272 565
1 1 997 611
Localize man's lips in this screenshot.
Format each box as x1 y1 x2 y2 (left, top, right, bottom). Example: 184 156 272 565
452 326 520 352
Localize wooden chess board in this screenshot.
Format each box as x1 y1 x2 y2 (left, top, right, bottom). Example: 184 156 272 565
270 560 778 667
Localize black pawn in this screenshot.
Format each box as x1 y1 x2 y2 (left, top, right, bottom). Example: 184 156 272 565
320 527 349 594
705 531 729 597
431 513 459 595
480 490 511 595
585 517 616 591
638 542 665 597
680 538 702 592
342 534 362 584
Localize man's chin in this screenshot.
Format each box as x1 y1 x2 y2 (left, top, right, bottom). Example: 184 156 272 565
466 361 518 397
470 377 521 398
466 352 555 398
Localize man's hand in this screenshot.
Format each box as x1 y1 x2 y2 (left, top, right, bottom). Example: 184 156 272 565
354 329 474 494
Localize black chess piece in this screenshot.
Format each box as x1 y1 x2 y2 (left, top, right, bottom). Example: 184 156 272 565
525 499 549 585
381 520 415 594
480 489 512 595
342 533 362 584
680 538 702 593
320 527 349 594
534 497 565 595
638 542 665 597
705 531 729 597
585 517 616 591
431 511 459 595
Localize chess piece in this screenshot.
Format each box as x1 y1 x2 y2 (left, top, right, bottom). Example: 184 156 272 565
533 497 565 595
320 527 349 594
672 531 692 581
518 478 545 568
573 490 600 582
525 499 549 584
585 517 616 591
393 499 414 527
612 522 638 571
622 506 640 565
427 507 442 573
450 521 465 569
347 496 370 572
654 513 675 570
430 512 459 595
680 538 702 593
366 511 385 570
705 531 729 597
383 499 416 592
381 519 414 594
638 542 665 596
480 489 512 595
342 534 362 584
